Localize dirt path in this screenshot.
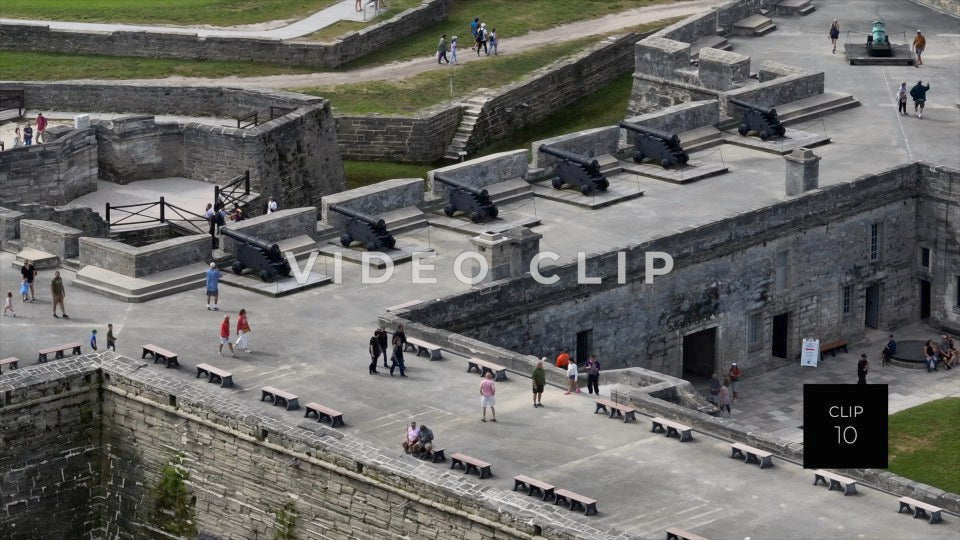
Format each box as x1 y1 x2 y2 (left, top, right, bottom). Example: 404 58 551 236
54 0 724 89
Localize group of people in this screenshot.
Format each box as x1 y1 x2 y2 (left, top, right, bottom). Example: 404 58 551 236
401 421 436 456
5 113 47 151
922 335 957 372
828 20 928 65
435 16 499 64
551 349 602 397
707 363 742 417
204 197 278 237
368 325 409 376
6 260 70 319
218 310 253 356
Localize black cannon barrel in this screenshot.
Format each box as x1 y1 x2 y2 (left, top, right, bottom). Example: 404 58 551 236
434 173 489 199
221 228 281 258
328 204 386 231
537 144 600 170
619 121 681 145
728 97 777 117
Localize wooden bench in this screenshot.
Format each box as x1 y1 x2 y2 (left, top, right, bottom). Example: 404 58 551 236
195 363 233 388
897 496 943 524
820 339 849 357
813 469 858 495
594 398 638 423
512 475 556 501
420 447 446 463
304 401 345 427
37 342 82 363
450 452 492 479
467 357 508 381
261 386 300 411
0 357 19 373
141 344 179 368
554 488 598 516
651 417 694 442
666 527 709 540
730 442 773 468
405 337 443 360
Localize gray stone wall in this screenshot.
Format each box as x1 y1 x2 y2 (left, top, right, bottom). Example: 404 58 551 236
622 100 719 146
722 72 825 116
0 0 450 68
19 219 83 259
80 234 209 277
531 126 620 170
698 48 751 91
0 200 107 253
321 178 424 229
909 0 960 15
95 116 183 183
0 126 97 205
627 75 718 116
0 207 25 251
657 0 762 42
220 207 318 257
916 165 960 332
758 59 812 83
427 150 528 197
336 105 462 163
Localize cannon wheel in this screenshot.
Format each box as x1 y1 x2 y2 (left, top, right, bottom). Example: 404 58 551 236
580 184 592 196
340 233 353 247
551 178 564 190
469 211 482 223
759 130 771 141
633 151 645 164
598 179 609 191
662 158 674 169
366 242 378 252
258 269 272 282
777 126 786 137
738 124 749 136
279 261 291 277
231 261 244 275
679 153 690 165
443 204 456 217
488 206 499 219
385 237 397 250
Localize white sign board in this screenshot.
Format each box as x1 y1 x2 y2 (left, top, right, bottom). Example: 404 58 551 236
800 338 820 367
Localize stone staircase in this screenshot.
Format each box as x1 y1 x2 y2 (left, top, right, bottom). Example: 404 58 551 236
775 91 860 126
732 14 777 36
772 0 815 16
690 35 733 65
73 262 207 303
486 179 533 206
443 97 489 162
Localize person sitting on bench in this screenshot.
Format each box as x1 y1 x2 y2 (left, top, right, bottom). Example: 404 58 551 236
412 424 434 456
938 335 954 370
402 421 420 454
923 340 938 372
881 334 896 366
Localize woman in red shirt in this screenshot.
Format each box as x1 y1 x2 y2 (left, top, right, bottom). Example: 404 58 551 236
236 308 252 353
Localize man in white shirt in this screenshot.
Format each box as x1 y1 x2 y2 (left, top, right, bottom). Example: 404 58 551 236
267 197 278 214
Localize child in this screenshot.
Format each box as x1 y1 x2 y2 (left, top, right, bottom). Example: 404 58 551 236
107 323 117 351
450 35 459 64
90 329 98 351
3 292 14 317
19 278 30 302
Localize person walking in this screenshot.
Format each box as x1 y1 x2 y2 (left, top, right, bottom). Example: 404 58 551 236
13 126 22 148
829 20 840 54
206 262 221 310
390 334 407 377
910 80 930 118
23 124 33 146
728 362 742 399
90 329 98 351
881 334 896 366
488 28 498 55
895 82 908 116
218 314 236 357
913 31 926 66
480 372 497 422
35 113 48 144
20 259 37 301
718 378 733 417
51 271 68 318
585 354 601 395
450 35 459 64
378 326 390 368
235 308 252 353
857 354 869 384
369 330 382 374
437 34 449 64
3 291 15 317
395 324 408 349
564 359 580 394
470 18 480 51
267 196 278 214
19 278 30 302
476 23 488 56
708 371 721 404
532 359 546 407
106 323 118 351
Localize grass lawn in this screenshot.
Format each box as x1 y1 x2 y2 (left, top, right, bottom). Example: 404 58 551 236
344 161 432 189
0 51 315 81
1 0 339 26
301 0 422 42
294 38 596 115
888 397 960 494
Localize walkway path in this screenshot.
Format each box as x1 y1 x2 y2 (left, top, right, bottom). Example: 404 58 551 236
0 0 380 40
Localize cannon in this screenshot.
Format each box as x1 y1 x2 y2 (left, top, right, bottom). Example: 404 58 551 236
619 121 689 168
434 173 499 223
328 204 397 251
221 228 292 282
538 144 609 195
729 97 786 141
866 19 892 57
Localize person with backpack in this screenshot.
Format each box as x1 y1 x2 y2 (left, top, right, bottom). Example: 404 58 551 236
476 23 488 56
437 34 449 64
470 18 480 51
910 80 930 118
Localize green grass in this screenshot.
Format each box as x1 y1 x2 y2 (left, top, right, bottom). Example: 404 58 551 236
1 0 339 26
301 0 422 42
344 161 432 189
0 51 315 81
294 38 596 115
343 0 673 69
888 397 960 494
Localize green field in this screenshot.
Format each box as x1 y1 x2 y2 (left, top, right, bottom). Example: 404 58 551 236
888 397 960 494
0 51 314 81
344 161 432 189
1 0 339 26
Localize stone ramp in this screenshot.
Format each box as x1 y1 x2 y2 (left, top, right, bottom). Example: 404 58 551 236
776 91 860 126
12 247 58 269
732 14 776 36
73 262 207 302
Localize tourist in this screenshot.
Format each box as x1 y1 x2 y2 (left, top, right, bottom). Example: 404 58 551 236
218 314 236 357
564 359 580 394
230 206 244 222
235 308 252 353
23 124 33 146
857 354 869 384
13 126 22 148
20 259 37 301
378 326 390 368
450 35 459 64
913 31 925 66
3 291 15 317
910 80 930 118
205 203 216 236
107 323 117 351
895 82 908 116
488 28 498 56
470 18 480 51
35 113 47 144
402 421 420 453
51 271 68 318
355 0 362 12
708 371 721 403
922 339 937 372
829 20 840 54
205 262 221 311
718 378 733 417
369 330 382 374
216 207 228 233
480 372 497 422
728 362 742 399
90 329 98 352
437 34 449 64
881 334 896 366
476 23 488 56
938 335 953 370
555 348 570 369
390 334 407 377
267 196 278 214
532 359 546 407
19 277 30 302
415 424 434 456
585 354 601 395
947 337 959 368
395 324 408 349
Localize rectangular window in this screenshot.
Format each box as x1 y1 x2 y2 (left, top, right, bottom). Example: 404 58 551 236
842 285 852 315
774 251 788 290
869 223 880 261
921 247 930 269
748 312 763 346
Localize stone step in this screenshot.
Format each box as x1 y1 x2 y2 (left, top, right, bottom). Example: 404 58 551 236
689 35 732 64
486 178 533 206
61 258 82 272
774 0 815 16
13 247 58 270
776 91 860 125
679 126 724 152
732 14 776 36
73 262 208 303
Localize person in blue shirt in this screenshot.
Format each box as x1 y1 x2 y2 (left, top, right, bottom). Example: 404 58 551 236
205 262 222 311
90 329 98 351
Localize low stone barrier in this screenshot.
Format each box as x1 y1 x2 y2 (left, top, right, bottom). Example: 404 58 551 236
220 207 317 257
427 150 528 198
531 126 620 171
19 220 82 260
79 234 209 277
321 178 424 229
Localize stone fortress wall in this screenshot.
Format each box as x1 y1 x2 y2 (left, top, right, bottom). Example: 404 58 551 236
0 0 451 68
0 125 97 205
0 354 633 540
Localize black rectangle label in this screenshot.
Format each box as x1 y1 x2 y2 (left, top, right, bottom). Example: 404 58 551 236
803 384 888 469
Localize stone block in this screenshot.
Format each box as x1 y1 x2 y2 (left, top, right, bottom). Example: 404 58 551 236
531 126 620 170
321 178 424 229
19 219 83 260
622 100 719 146
427 150 528 197
220 207 318 257
80 234 210 277
698 48 751 90
635 37 690 78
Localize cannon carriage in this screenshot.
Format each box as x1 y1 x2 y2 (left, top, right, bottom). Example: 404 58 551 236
434 173 499 223
538 145 609 195
619 121 689 168
329 204 397 251
221 228 292 282
729 97 786 141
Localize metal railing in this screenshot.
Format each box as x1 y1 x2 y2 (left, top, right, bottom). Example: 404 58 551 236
0 87 25 117
214 170 251 211
270 106 295 120
105 197 209 236
236 111 258 129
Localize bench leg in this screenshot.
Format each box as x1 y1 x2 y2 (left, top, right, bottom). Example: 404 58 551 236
38 353 47 363
651 423 664 434
897 501 911 514
679 430 692 442
585 503 597 516
666 426 678 438
512 480 523 492
464 463 477 476
667 534 679 540
543 488 554 502
433 451 445 463
731 448 743 460
72 346 81 355
914 508 928 520
745 453 759 465
479 467 491 480
467 364 478 374
843 483 856 496
332 416 344 428
624 411 636 423
55 350 65 359
450 460 462 470
814 474 826 487
529 486 541 498
595 404 607 415
760 456 773 469
930 511 942 524
828 479 840 492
